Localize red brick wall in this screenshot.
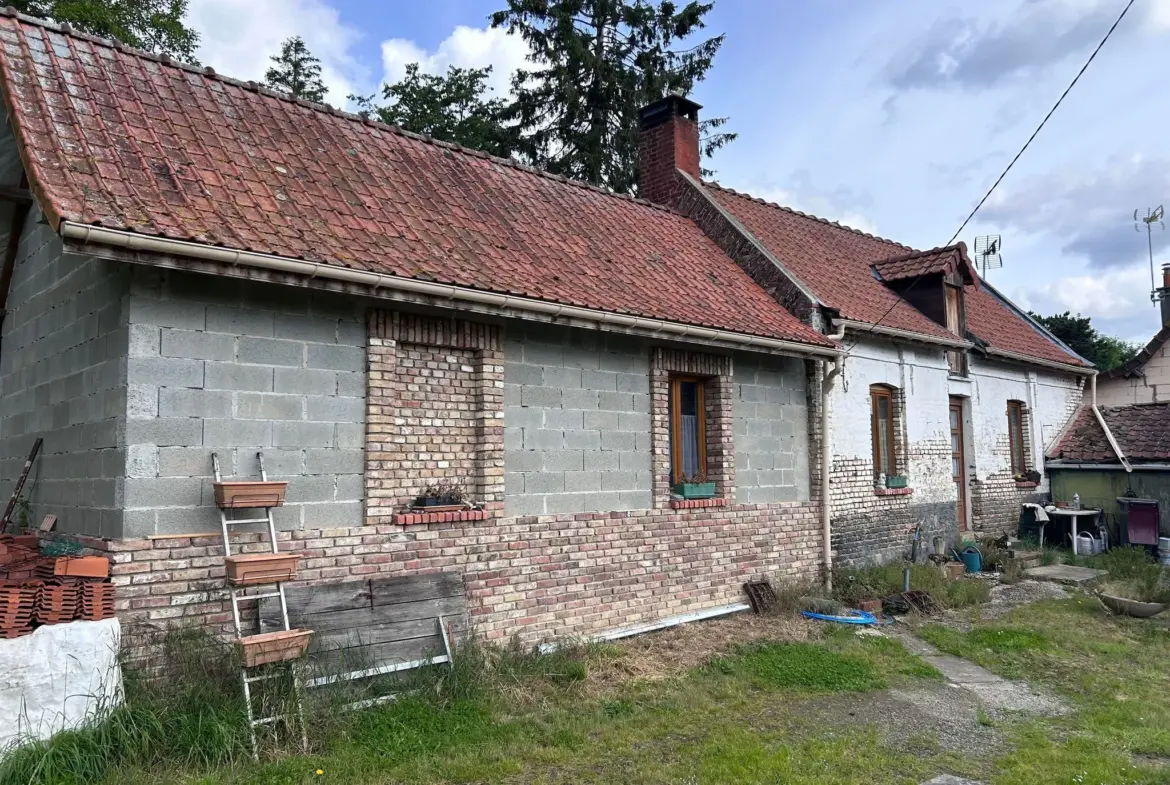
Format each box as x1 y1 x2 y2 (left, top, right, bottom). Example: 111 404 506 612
98 499 820 658
638 110 700 205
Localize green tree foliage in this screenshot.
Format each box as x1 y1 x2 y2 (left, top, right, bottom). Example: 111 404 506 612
1028 311 1141 372
490 0 735 194
352 64 521 159
12 0 199 60
264 36 327 103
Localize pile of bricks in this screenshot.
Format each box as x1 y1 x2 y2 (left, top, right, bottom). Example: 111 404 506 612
0 535 115 637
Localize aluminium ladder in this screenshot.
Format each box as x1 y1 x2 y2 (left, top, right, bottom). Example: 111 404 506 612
212 451 309 758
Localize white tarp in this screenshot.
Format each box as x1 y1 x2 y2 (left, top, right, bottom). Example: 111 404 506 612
0 618 122 754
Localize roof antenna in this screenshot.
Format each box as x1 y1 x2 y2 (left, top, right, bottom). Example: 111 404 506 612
1135 205 1165 305
972 235 1002 279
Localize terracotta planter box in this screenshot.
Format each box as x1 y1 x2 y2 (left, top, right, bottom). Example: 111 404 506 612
214 481 288 509
44 556 109 579
945 562 967 580
225 553 301 586
237 629 313 667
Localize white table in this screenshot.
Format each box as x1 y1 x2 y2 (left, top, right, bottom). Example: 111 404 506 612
1042 508 1102 551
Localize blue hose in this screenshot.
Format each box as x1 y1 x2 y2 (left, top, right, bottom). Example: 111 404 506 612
800 609 879 625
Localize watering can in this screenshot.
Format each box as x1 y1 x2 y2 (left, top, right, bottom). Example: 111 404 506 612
952 546 982 574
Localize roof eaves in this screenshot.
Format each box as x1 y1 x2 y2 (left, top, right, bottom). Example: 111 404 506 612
62 220 842 355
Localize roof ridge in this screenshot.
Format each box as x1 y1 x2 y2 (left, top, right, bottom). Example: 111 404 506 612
702 179 913 250
872 245 960 265
0 7 685 219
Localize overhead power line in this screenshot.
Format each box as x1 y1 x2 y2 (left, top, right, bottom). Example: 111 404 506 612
842 0 1135 352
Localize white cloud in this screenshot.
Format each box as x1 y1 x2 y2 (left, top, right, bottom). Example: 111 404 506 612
380 25 529 97
1011 263 1165 342
187 0 368 106
748 178 881 238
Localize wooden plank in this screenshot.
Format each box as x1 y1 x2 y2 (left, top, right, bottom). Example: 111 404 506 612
307 638 447 676
306 614 468 652
370 572 463 607
263 599 466 639
265 579 373 618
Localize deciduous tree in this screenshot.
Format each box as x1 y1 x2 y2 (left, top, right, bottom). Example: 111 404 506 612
11 0 199 60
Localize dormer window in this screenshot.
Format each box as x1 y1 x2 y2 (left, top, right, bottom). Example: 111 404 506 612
871 245 976 377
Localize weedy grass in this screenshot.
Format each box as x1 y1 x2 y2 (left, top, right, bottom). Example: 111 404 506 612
832 562 991 609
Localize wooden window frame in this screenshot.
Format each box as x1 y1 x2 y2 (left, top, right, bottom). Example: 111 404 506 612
870 386 897 478
669 375 707 484
1007 400 1027 474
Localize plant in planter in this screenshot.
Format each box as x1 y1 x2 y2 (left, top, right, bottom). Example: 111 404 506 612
413 482 468 511
885 474 908 489
672 472 716 500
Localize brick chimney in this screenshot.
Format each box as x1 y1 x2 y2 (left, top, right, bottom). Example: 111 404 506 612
1161 264 1170 328
638 94 702 206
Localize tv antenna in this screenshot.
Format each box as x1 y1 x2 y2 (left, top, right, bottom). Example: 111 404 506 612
972 235 1003 279
1135 205 1165 304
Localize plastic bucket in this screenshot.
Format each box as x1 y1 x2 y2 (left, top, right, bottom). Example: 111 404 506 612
959 546 983 573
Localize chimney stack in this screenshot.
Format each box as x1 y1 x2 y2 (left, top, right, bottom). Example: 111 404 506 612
1161 264 1170 328
638 94 702 206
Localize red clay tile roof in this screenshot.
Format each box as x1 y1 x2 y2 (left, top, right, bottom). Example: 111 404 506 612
0 15 832 349
705 183 1088 367
1048 403 1170 463
872 246 974 284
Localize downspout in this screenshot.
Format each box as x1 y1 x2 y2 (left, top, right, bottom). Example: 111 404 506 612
1090 372 1131 473
821 321 846 591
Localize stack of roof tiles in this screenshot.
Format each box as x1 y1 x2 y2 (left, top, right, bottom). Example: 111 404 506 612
0 584 35 638
32 579 80 624
79 583 116 621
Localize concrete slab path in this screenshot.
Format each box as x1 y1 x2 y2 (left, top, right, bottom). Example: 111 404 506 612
889 629 1067 716
1024 564 1108 586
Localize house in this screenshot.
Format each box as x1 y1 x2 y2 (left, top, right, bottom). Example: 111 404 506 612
1047 266 1170 539
0 12 839 649
637 95 1092 565
0 12 1089 656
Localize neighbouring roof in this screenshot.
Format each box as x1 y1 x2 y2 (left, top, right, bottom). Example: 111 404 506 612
1048 402 1170 464
0 14 833 349
705 184 1089 368
1104 325 1170 379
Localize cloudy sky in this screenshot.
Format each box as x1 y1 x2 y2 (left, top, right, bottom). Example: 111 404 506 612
186 0 1170 344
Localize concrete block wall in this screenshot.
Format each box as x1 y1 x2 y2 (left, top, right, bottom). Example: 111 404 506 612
121 268 366 537
0 206 129 538
733 352 810 503
503 324 652 516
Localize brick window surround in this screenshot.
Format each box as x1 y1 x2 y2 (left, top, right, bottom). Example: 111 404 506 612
1008 400 1037 481
366 311 505 524
650 348 734 507
869 383 908 485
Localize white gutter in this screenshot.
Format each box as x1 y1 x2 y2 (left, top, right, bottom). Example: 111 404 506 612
820 321 847 592
984 346 1095 376
835 319 972 350
1089 372 1132 473
60 222 841 359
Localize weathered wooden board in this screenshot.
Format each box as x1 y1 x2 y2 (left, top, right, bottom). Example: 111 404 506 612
258 572 467 679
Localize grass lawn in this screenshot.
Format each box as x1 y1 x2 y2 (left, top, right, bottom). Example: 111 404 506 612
5 559 1169 785
917 596 1170 785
